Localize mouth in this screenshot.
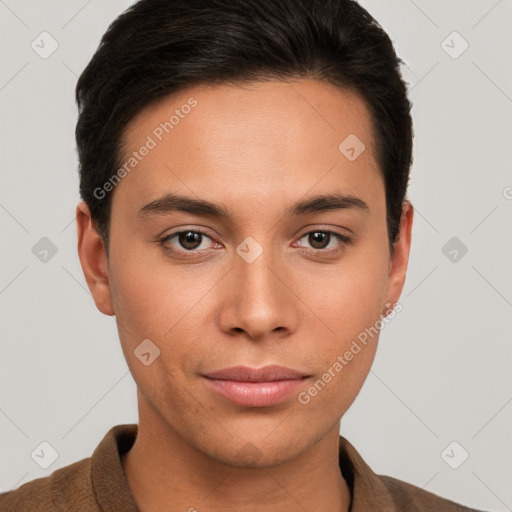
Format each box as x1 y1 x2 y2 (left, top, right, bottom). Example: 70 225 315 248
201 365 311 407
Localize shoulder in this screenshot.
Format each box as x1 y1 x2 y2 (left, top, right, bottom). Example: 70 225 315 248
338 436 486 512
0 424 138 511
0 456 96 511
379 474 486 512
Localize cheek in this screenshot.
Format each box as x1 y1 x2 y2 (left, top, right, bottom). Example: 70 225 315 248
299 244 389 405
109 249 208 337
108 258 202 406
107 248 223 389
308 244 390 336
296 279 384 420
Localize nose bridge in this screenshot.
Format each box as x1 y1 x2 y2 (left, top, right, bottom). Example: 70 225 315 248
235 235 281 305
222 233 296 338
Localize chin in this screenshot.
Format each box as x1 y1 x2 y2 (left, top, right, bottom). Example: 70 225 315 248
200 430 310 469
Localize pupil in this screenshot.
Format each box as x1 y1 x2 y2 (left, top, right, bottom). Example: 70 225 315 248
180 231 200 250
310 231 328 249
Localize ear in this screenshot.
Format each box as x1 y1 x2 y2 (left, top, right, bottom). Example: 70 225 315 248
76 201 115 316
383 200 414 314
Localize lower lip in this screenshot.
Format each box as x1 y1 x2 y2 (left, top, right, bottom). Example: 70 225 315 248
203 377 308 407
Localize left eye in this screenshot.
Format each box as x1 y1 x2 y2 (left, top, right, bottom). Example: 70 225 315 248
296 230 348 252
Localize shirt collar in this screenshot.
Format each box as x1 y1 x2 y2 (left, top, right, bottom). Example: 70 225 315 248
91 424 140 511
338 436 397 511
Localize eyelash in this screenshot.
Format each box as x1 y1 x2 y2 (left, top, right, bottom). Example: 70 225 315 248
159 228 352 257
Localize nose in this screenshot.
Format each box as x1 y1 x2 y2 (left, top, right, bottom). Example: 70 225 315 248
218 240 300 341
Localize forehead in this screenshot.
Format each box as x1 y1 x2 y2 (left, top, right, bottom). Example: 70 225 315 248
114 79 383 219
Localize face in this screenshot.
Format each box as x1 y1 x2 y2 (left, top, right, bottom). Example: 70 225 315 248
78 79 412 467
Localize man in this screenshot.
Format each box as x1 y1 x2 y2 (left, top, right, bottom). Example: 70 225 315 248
0 0 484 510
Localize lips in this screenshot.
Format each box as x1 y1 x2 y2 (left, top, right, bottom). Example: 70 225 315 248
202 365 309 382
201 365 310 407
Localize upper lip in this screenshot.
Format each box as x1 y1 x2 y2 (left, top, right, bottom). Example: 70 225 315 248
202 365 310 382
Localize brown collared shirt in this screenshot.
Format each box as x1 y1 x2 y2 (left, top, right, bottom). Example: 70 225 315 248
0 424 484 511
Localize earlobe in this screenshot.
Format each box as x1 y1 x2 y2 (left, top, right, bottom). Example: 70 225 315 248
76 201 115 316
383 201 414 313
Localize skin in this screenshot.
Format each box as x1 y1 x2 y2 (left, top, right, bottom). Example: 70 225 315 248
76 78 413 512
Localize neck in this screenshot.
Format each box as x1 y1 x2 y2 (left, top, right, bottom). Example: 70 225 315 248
121 394 351 512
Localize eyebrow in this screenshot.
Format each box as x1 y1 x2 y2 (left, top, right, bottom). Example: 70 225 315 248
138 192 369 220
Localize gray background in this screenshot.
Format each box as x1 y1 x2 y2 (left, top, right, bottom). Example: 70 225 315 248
1 0 511 510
